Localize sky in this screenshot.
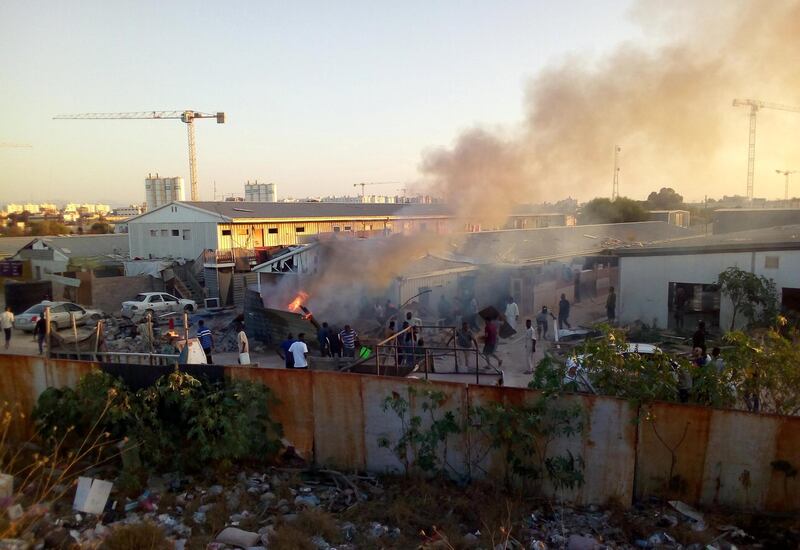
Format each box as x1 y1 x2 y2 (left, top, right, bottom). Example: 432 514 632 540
0 0 798 206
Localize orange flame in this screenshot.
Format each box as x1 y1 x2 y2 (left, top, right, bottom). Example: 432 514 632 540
287 291 309 312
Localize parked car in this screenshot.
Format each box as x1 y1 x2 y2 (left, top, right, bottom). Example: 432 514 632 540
121 292 197 320
14 301 104 332
563 343 679 392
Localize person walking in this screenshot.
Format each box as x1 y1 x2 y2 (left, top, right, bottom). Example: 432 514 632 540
288 333 309 369
339 324 357 358
558 294 572 330
523 318 537 374
196 320 214 364
447 322 478 372
236 323 250 364
481 318 502 369
279 332 296 368
33 316 46 355
504 296 519 332
606 287 617 323
1 307 13 350
536 306 550 340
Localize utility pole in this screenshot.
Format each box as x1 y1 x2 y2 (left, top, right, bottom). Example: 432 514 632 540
775 169 797 201
611 145 621 200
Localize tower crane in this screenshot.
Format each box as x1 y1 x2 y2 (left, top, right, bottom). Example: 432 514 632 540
776 169 797 201
353 181 401 197
54 110 225 201
732 98 800 201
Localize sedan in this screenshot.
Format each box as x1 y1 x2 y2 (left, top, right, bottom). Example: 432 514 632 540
14 301 104 332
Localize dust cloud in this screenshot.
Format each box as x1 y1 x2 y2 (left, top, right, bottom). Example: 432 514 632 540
421 0 800 215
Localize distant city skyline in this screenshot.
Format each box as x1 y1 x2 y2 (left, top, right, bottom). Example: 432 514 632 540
2 1 799 205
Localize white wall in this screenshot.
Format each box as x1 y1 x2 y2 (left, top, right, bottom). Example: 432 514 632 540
619 250 800 331
127 204 224 259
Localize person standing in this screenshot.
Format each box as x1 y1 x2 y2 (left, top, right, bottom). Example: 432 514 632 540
482 318 502 368
237 323 250 364
317 323 331 357
33 316 46 355
504 296 519 332
674 286 687 330
288 333 309 369
447 322 478 372
1 306 13 350
558 294 572 330
339 325 357 358
279 332 296 368
692 321 707 354
196 320 214 364
710 346 725 374
606 287 617 323
524 319 537 374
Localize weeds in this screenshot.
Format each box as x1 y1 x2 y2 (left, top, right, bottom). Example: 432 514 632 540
99 522 171 550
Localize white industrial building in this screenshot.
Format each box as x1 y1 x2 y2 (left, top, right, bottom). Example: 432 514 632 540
145 175 185 211
244 181 277 202
613 226 800 331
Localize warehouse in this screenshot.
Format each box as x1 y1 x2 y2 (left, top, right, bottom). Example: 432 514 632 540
612 225 800 331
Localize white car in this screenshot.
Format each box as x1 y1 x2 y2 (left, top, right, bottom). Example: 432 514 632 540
14 301 103 332
564 343 678 392
121 292 197 320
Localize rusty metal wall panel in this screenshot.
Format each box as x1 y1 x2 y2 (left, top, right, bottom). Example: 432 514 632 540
765 417 800 512
700 409 784 511
574 395 637 506
635 404 713 504
312 371 366 470
361 376 409 474
226 368 316 460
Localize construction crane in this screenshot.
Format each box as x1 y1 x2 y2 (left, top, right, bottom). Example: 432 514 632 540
776 169 797 201
54 110 225 201
732 98 800 201
611 145 621 200
353 181 401 197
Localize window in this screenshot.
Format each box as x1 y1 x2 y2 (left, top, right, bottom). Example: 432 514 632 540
160 229 168 237
150 229 158 237
65 303 83 312
295 227 305 233
333 226 341 232
171 229 179 237
182 229 191 240
765 256 780 269
221 229 232 236
268 228 278 234
162 294 178 302
344 225 352 231
148 295 163 303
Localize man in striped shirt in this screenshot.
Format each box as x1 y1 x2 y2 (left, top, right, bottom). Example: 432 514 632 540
196 320 214 364
339 325 357 358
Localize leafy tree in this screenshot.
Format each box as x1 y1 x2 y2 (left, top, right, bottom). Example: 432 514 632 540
646 187 684 210
717 266 778 330
578 197 648 225
29 220 70 236
89 221 111 234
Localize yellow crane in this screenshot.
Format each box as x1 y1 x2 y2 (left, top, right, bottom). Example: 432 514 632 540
732 98 800 201
54 110 225 201
353 181 401 197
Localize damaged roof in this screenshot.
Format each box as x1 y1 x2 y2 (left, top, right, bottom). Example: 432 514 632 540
610 224 800 256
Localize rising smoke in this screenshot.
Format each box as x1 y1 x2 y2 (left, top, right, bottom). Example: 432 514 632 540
422 0 800 219
268 0 800 324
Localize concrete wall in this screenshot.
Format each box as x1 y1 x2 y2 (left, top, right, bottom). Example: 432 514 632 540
80 274 165 313
618 250 800 329
0 354 797 512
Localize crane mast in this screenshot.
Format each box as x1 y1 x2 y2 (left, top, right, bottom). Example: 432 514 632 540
733 98 800 201
54 110 225 200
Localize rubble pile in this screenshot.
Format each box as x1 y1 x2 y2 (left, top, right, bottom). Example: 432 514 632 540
5 468 797 549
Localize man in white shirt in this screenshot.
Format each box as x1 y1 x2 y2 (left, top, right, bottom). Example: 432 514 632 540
504 296 519 332
524 318 537 374
1 306 14 350
288 333 310 369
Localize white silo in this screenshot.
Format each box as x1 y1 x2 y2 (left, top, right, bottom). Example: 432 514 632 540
266 182 277 202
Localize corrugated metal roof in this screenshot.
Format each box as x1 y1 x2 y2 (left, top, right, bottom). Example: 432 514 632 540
1 234 129 259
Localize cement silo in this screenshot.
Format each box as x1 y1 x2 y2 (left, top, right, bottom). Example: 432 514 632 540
145 174 185 211
244 181 278 202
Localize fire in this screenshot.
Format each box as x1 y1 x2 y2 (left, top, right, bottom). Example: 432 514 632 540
287 291 309 312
